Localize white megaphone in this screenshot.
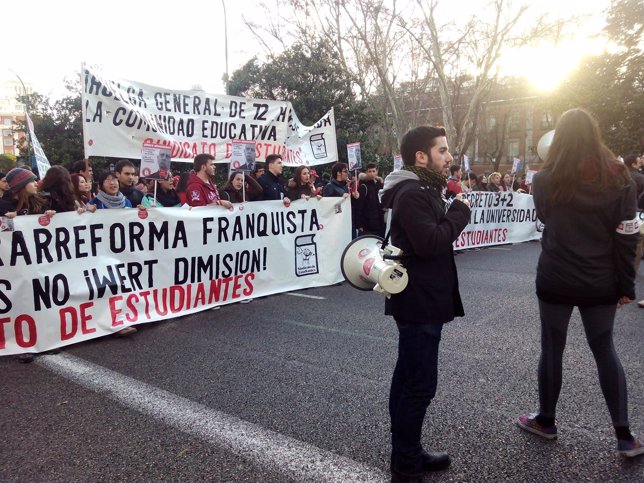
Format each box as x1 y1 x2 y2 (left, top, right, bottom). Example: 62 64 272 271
537 129 555 161
340 235 409 298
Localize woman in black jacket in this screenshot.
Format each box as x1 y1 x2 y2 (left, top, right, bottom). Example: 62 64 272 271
517 108 642 458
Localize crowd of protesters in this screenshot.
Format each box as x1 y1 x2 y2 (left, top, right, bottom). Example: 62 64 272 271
1 150 643 362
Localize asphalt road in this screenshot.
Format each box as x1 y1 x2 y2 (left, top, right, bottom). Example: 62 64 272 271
1 241 642 482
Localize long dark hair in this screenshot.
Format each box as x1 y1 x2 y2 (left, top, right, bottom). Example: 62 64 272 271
13 184 48 215
71 173 92 205
39 165 77 212
543 108 630 202
293 166 311 186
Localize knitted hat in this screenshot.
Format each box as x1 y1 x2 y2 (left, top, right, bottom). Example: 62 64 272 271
309 169 319 178
5 168 37 193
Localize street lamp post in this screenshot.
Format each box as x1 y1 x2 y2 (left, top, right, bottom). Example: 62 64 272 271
222 0 229 95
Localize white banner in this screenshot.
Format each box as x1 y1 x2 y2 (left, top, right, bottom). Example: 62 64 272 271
26 114 51 179
0 198 351 355
454 192 541 249
81 64 338 166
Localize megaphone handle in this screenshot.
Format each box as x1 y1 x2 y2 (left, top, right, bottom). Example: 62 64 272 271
381 228 391 250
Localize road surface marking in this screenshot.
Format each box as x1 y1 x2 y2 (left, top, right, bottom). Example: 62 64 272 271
38 353 386 483
285 292 326 300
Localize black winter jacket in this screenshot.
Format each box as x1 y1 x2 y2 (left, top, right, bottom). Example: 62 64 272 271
533 170 638 305
380 170 471 324
258 172 287 201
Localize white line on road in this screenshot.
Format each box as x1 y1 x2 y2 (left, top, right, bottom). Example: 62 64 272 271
38 354 385 483
285 292 326 300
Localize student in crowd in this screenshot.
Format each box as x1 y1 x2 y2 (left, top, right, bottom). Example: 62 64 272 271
0 171 13 216
175 172 191 205
222 171 263 203
323 162 350 198
446 164 462 195
3 168 56 360
308 169 322 194
252 162 265 180
185 154 233 208
479 174 489 191
89 171 133 209
517 107 643 458
88 171 140 336
38 165 77 213
461 172 481 192
70 159 94 194
71 173 97 213
624 153 644 199
487 172 502 192
114 159 145 206
3 167 54 219
357 163 385 237
142 174 182 207
502 172 519 192
258 154 290 205
287 166 319 201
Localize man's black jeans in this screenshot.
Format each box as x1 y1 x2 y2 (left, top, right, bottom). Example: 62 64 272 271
389 319 443 473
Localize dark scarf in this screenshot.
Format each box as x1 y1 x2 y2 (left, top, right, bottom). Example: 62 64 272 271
402 165 447 190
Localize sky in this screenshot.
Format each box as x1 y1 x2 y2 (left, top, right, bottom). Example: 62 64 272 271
1 0 612 98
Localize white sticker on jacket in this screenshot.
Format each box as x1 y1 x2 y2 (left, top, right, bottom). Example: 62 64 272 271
616 217 640 235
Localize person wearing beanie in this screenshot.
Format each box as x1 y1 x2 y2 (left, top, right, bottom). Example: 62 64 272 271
4 167 53 219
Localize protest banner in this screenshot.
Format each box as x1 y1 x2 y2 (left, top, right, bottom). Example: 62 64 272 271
463 154 470 172
81 64 338 166
511 157 522 175
140 141 172 179
454 192 542 249
26 114 51 179
393 154 403 171
347 143 362 171
0 198 352 355
229 140 256 173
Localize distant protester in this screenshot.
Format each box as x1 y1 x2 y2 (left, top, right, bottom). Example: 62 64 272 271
222 171 263 203
287 166 318 200
142 174 181 207
89 172 133 209
71 173 97 213
38 165 77 213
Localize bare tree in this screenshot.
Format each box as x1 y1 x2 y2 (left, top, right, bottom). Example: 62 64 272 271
244 0 563 157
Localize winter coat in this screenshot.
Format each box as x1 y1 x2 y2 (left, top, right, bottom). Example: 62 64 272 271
257 171 287 201
380 170 471 324
185 172 222 206
532 169 638 305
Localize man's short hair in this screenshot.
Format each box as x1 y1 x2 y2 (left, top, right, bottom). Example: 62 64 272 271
624 153 639 167
114 159 135 174
265 154 282 166
70 159 89 174
366 163 377 170
400 126 447 166
331 162 348 180
194 154 215 172
450 164 461 175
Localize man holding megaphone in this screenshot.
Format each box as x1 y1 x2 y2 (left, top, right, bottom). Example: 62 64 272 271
380 126 471 482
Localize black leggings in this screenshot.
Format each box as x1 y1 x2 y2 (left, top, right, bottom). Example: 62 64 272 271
538 300 629 426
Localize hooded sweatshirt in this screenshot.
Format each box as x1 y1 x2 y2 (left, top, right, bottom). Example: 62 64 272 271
379 169 470 324
185 171 222 207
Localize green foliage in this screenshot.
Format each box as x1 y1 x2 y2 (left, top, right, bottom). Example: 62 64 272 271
0 153 16 173
18 78 85 167
229 42 382 171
